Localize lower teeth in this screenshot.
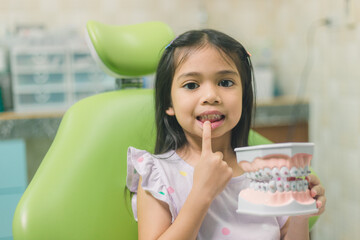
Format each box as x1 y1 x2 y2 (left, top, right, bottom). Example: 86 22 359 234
250 179 309 193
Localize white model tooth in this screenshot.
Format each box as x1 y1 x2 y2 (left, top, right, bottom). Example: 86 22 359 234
284 182 291 191
303 180 309 191
252 182 256 190
252 171 258 180
304 166 310 176
269 181 277 193
264 168 272 179
301 180 306 191
254 171 261 180
260 182 265 191
263 182 269 192
255 182 261 191
272 168 281 178
245 172 250 178
299 167 305 176
296 180 304 191
290 181 297 191
250 172 256 180
250 181 255 189
290 167 299 177
276 181 284 192
258 169 265 180
280 167 290 177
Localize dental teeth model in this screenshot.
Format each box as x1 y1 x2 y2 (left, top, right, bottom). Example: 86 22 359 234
235 143 318 216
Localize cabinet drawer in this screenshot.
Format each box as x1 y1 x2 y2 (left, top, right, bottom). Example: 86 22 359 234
14 72 67 86
10 46 68 72
16 53 65 65
16 91 66 105
14 90 69 112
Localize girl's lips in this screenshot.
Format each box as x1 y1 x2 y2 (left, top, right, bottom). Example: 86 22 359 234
196 118 225 130
208 118 225 129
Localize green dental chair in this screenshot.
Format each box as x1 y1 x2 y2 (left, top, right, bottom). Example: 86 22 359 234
12 21 317 240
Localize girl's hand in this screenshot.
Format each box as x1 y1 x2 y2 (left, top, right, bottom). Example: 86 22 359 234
307 174 326 216
192 121 233 200
280 174 326 239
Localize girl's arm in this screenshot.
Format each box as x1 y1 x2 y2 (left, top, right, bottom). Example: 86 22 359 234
137 176 212 240
137 121 233 240
280 216 310 240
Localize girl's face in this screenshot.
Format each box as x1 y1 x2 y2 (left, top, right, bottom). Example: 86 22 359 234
166 45 243 142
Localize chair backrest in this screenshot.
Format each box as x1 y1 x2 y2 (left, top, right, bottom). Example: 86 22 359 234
13 89 156 240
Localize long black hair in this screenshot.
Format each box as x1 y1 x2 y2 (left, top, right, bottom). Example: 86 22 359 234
154 29 255 154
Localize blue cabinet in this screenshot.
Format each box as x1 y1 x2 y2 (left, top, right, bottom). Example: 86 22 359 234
0 139 27 240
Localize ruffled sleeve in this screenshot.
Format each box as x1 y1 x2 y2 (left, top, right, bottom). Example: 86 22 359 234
276 216 289 229
126 146 177 222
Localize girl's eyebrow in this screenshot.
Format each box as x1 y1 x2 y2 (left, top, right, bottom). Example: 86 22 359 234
215 70 239 77
177 70 239 81
177 72 201 81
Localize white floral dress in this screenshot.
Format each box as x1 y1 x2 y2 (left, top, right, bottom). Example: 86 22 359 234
126 147 288 240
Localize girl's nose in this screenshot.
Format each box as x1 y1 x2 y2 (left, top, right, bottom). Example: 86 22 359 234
201 85 221 104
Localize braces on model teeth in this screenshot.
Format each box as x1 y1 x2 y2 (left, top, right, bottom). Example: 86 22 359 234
247 166 311 193
249 178 309 193
235 143 319 216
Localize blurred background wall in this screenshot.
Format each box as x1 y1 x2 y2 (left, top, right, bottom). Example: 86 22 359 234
0 0 359 239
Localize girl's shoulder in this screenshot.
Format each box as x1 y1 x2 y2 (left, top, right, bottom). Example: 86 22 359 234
127 146 183 165
126 147 193 188
126 147 194 222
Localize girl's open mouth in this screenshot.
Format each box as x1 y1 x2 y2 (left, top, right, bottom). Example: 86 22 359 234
196 113 225 129
196 114 225 123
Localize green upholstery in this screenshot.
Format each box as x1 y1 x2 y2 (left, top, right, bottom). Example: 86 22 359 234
13 89 154 240
86 20 174 78
12 21 317 239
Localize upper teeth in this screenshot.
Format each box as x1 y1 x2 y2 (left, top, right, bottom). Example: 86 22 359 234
245 166 311 193
199 114 222 121
247 167 309 181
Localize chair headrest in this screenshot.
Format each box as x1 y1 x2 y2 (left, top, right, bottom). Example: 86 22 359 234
86 21 175 78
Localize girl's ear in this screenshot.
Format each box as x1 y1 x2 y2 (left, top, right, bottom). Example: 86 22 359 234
165 107 175 116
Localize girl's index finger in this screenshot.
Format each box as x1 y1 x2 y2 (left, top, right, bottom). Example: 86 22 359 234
202 121 212 153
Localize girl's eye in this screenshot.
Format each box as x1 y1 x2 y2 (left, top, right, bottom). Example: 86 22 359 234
218 80 234 87
183 82 199 90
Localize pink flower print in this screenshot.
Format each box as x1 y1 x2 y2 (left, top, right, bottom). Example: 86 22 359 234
167 186 175 194
222 227 230 235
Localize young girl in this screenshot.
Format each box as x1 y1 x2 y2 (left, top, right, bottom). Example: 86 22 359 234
126 29 326 240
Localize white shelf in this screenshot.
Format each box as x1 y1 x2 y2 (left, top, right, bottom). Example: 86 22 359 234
10 43 116 112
